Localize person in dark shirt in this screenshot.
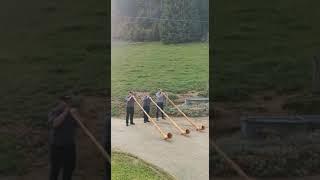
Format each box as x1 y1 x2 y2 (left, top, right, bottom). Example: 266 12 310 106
48 94 80 180
142 93 151 123
125 91 135 126
155 89 166 120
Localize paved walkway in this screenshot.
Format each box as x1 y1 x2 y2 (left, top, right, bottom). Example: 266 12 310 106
214 176 320 180
112 116 209 180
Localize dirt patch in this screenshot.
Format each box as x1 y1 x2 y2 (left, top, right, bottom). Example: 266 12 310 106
283 94 320 114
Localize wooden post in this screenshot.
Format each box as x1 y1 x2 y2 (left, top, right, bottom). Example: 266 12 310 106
313 56 320 94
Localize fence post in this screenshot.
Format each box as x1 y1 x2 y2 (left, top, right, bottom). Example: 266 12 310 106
312 56 320 94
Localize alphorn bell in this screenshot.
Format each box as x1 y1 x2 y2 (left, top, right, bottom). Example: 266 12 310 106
149 97 190 135
163 93 205 131
132 96 172 140
70 109 111 163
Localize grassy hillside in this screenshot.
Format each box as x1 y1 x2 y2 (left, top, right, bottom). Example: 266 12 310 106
111 42 209 116
213 0 320 101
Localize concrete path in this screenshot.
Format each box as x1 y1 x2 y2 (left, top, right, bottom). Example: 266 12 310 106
214 176 320 180
112 116 209 180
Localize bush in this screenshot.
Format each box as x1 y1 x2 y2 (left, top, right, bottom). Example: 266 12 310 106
166 103 208 117
283 94 320 114
213 133 320 177
167 92 178 101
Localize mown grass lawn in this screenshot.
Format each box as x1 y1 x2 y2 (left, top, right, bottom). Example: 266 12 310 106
112 151 175 180
213 0 320 101
0 135 26 176
111 42 209 115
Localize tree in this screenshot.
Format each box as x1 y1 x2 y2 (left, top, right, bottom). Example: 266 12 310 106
188 0 202 41
198 0 209 39
112 0 161 41
160 0 202 43
112 0 207 43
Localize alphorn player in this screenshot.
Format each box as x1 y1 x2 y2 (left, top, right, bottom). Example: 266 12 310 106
142 93 151 123
48 92 81 180
125 91 135 126
155 89 166 121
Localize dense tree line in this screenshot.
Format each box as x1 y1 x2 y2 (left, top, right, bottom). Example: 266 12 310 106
112 0 208 43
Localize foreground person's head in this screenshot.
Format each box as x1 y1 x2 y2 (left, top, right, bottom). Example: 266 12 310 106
59 91 81 108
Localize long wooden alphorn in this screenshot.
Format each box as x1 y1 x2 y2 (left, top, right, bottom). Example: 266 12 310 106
163 93 205 131
211 141 254 180
132 96 172 140
70 109 111 163
149 97 190 135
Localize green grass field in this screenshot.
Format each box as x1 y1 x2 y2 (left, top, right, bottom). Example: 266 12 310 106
213 1 320 177
112 151 175 180
0 0 106 175
213 0 320 101
111 42 209 115
0 1 106 125
0 135 26 176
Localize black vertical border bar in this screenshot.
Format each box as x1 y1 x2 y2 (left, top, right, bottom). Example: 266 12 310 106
209 0 214 179
105 0 111 179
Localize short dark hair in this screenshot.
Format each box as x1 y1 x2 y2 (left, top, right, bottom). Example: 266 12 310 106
59 95 71 101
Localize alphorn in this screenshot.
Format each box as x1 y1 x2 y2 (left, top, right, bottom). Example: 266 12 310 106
211 141 254 180
163 93 205 131
132 96 172 140
149 97 190 135
70 109 111 163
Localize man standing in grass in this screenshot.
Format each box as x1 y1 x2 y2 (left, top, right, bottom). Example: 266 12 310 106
142 93 151 123
156 89 166 121
125 91 135 126
48 93 80 180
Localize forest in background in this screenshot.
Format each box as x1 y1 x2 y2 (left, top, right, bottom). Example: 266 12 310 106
111 0 209 43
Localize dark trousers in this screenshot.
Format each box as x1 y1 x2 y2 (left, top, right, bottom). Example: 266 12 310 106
49 144 76 180
126 106 134 125
143 106 150 122
156 102 164 119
